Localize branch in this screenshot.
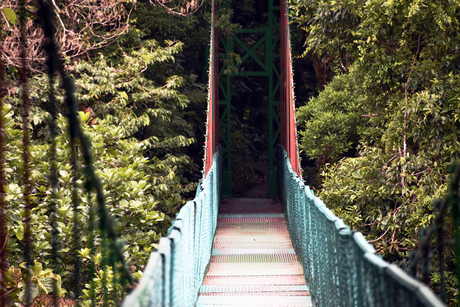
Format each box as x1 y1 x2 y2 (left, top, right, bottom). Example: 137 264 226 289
151 0 204 17
368 227 390 243
0 287 19 299
0 10 12 30
360 113 381 118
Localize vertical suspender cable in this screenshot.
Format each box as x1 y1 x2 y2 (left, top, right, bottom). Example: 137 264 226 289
40 6 61 304
51 3 83 298
18 1 33 304
109 240 120 306
70 128 81 304
0 27 7 307
38 3 134 300
100 230 109 307
40 3 82 303
86 189 96 306
434 199 446 302
44 19 61 306
450 161 460 303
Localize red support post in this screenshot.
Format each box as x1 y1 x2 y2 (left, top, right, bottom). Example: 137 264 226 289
280 0 300 176
213 22 219 156
204 0 219 176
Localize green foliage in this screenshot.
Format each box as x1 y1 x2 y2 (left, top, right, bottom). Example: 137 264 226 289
4 262 61 305
293 0 460 303
298 73 366 166
3 99 184 303
3 5 201 304
2 7 17 25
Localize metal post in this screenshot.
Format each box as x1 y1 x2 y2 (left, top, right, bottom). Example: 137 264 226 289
220 37 233 197
268 0 280 197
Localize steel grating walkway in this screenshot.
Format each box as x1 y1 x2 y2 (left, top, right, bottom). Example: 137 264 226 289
196 198 312 306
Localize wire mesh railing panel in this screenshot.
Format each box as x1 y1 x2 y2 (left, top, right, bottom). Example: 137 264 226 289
176 202 196 302
123 146 222 307
323 209 340 306
383 263 444 307
363 253 389 307
126 252 163 306
277 145 445 307
353 232 377 307
337 228 355 307
384 265 419 307
169 227 183 306
159 238 171 306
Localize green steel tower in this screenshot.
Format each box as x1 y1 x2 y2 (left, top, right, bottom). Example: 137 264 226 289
218 0 281 197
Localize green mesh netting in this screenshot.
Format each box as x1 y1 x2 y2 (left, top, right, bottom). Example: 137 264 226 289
277 145 444 307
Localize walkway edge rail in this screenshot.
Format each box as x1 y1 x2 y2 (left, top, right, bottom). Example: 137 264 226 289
123 145 222 307
277 145 445 307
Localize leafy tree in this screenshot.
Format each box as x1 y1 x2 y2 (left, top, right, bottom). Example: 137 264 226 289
3 40 196 304
293 0 460 303
1 0 209 304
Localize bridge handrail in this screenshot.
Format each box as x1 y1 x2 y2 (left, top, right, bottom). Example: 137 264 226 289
123 145 222 307
277 145 445 307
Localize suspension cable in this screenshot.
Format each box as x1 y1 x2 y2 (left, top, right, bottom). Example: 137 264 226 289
0 23 7 307
37 1 134 296
18 0 34 304
42 11 61 305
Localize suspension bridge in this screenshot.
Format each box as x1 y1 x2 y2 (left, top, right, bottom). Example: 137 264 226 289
1 0 451 306
122 1 445 306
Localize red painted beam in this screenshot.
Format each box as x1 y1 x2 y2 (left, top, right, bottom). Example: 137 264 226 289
205 0 219 176
280 0 300 176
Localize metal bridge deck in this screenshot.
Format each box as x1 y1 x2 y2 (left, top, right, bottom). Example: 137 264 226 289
196 198 312 306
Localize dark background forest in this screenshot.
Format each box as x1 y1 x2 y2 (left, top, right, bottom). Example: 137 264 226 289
1 0 460 305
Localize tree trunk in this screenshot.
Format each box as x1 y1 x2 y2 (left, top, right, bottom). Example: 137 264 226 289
311 52 332 91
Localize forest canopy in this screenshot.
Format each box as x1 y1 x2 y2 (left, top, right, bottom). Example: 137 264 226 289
0 0 213 304
291 0 460 304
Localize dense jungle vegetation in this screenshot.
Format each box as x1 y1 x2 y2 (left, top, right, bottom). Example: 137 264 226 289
1 0 460 305
291 0 460 305
1 0 218 304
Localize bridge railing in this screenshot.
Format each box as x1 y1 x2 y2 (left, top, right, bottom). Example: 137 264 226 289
123 145 222 307
277 145 445 307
